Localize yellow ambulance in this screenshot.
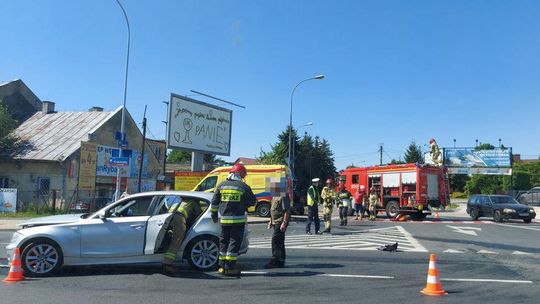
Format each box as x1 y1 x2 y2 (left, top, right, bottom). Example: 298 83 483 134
192 164 292 217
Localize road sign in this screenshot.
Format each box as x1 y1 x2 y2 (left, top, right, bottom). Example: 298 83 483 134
109 157 130 167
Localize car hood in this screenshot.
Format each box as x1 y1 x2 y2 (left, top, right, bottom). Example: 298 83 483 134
495 204 530 211
19 213 86 228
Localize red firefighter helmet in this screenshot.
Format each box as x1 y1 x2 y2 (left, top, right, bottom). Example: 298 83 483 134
230 163 247 178
326 178 333 185
429 138 436 144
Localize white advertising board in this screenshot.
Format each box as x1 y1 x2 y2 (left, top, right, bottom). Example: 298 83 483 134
167 94 232 156
0 188 17 213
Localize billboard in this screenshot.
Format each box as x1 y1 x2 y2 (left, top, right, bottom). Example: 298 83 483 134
0 188 17 213
174 171 209 191
167 94 232 156
96 145 148 178
79 141 97 191
443 148 512 175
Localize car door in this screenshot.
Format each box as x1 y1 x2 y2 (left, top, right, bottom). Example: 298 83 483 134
144 195 181 255
479 196 493 216
80 195 155 258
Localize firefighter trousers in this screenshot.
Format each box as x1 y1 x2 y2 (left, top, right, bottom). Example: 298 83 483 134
323 206 333 232
164 213 187 265
339 206 348 226
219 224 245 269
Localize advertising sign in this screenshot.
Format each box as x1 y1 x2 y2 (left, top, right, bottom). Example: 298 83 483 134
447 167 513 175
174 171 209 191
96 145 148 178
443 148 512 168
0 188 17 213
167 94 232 156
79 141 97 191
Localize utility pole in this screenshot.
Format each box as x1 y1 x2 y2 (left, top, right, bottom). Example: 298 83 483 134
379 143 383 165
137 105 147 193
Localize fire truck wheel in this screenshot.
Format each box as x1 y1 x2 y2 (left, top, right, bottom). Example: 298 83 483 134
385 201 399 218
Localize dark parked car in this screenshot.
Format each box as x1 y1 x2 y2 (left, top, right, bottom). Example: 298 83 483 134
518 187 540 206
467 195 536 223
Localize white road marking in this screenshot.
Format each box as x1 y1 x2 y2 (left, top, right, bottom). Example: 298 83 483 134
0 264 10 268
441 278 533 284
250 226 427 252
446 225 482 236
497 223 540 232
477 249 498 254
443 249 465 253
242 271 394 279
512 251 532 255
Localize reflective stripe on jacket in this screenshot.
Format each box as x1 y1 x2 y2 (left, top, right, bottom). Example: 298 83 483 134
211 179 256 225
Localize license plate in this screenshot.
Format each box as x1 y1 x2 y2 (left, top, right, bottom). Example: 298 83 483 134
519 213 529 217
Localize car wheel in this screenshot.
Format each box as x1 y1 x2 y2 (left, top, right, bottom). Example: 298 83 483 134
523 217 532 224
493 210 503 223
385 201 399 218
21 239 63 277
470 207 480 220
186 236 219 271
256 202 271 217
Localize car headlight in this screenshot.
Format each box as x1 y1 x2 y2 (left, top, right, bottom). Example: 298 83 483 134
503 208 516 213
9 232 25 245
530 208 536 213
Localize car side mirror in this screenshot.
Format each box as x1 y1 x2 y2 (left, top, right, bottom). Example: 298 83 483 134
98 212 106 220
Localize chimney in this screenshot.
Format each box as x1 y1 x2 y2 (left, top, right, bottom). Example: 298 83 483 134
89 106 104 112
42 101 55 114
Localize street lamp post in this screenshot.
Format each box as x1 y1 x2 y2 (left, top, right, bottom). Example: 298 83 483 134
113 0 131 201
288 75 324 180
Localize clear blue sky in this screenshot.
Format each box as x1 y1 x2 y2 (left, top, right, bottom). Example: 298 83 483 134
2 0 540 170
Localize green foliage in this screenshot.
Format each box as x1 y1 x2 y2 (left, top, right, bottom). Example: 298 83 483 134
450 191 468 199
390 158 405 164
464 175 502 195
258 126 336 194
475 143 495 151
0 99 19 152
166 150 223 164
404 141 424 163
449 174 469 192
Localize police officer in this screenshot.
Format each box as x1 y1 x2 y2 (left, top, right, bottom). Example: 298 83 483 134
337 182 352 226
306 178 322 235
368 187 379 221
211 163 256 276
321 178 337 233
163 197 203 272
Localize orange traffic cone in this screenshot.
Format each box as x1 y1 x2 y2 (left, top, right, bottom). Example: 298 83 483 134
420 254 447 296
3 248 25 283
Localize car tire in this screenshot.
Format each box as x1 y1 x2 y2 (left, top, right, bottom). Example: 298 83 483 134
523 217 532 224
385 201 399 218
256 202 271 217
493 210 503 223
470 207 480 220
186 236 220 271
21 239 63 277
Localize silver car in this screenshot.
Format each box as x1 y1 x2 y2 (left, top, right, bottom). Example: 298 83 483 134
5 191 249 277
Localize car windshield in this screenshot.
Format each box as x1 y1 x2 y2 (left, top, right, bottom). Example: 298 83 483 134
490 196 519 204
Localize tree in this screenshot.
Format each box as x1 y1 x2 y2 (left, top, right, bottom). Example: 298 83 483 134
0 99 19 153
390 158 405 164
404 141 424 163
167 150 223 164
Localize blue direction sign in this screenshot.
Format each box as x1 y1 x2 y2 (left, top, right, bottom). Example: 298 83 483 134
109 157 130 167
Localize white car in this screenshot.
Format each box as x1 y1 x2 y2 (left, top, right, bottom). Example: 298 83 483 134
5 191 249 277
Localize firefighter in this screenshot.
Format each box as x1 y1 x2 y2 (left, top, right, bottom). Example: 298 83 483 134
320 178 337 233
211 163 256 276
368 187 379 221
163 197 203 272
306 178 322 235
337 182 352 226
429 138 442 166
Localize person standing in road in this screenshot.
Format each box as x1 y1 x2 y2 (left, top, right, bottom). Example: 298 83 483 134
265 181 292 268
321 178 337 233
337 182 352 226
163 197 203 273
354 185 366 220
368 187 379 221
211 163 256 276
306 178 322 235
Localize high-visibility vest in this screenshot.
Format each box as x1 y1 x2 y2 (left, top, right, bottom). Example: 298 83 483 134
307 186 319 207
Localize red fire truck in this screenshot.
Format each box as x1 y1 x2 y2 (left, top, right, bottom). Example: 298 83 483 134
339 163 449 220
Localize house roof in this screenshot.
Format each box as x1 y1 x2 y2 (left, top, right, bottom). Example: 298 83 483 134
234 157 258 165
2 108 119 161
0 79 42 122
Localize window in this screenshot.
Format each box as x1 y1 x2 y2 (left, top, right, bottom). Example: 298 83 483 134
38 177 50 194
197 176 217 191
153 195 182 215
0 177 8 188
107 196 154 217
352 175 359 184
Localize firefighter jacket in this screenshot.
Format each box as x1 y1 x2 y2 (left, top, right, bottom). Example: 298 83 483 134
211 179 256 225
175 200 203 228
307 185 320 207
337 189 352 208
368 193 379 207
321 186 337 208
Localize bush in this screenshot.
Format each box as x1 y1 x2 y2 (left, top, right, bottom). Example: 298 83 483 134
450 191 468 199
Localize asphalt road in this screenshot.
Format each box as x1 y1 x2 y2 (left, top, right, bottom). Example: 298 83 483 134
1 214 539 304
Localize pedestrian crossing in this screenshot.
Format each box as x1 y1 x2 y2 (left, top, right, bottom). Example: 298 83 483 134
249 226 428 252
